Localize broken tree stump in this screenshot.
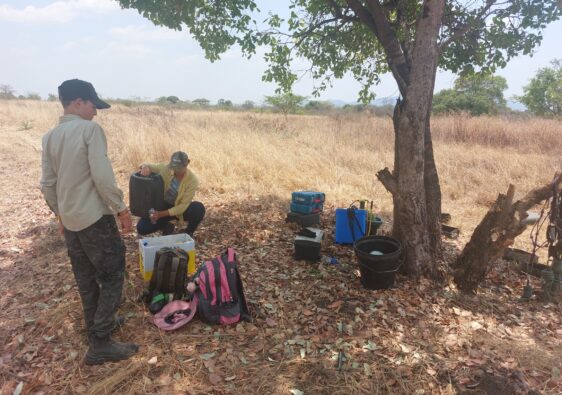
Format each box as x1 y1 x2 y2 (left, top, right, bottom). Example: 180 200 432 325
453 173 562 293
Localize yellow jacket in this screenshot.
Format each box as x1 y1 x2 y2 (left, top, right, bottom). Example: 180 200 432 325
146 163 199 225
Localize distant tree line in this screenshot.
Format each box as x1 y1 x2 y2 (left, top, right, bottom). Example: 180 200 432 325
2 61 561 118
432 60 561 118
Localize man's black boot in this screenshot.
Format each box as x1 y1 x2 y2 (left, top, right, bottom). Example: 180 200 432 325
84 336 139 365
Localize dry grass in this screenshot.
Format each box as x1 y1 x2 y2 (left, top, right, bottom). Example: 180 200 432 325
3 99 560 236
1 100 559 266
1 99 561 394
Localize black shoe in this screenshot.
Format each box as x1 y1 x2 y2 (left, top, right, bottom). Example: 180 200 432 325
85 336 138 365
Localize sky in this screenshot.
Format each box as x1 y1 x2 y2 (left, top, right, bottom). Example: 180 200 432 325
0 0 561 104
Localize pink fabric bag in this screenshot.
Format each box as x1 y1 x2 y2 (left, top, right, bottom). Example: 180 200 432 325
153 299 197 331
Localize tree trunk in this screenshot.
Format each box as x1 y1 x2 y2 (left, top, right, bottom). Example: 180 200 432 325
423 108 442 259
377 0 444 279
454 173 562 293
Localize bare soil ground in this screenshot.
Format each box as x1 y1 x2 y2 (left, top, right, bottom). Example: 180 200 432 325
1 123 561 395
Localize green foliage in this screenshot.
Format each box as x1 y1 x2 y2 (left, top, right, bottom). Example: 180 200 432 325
517 59 562 117
192 98 210 106
116 0 260 62
433 74 508 115
117 1 560 102
304 100 334 112
0 84 16 99
47 93 58 101
264 92 306 116
342 103 368 112
166 96 180 104
217 98 233 108
26 93 42 101
242 100 254 109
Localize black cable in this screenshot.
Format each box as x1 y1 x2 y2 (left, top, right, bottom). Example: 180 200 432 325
346 202 366 242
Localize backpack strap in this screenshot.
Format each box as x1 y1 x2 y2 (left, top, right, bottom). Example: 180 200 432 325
227 248 235 263
176 253 188 298
212 257 222 305
202 263 213 302
155 252 167 293
169 256 179 296
218 254 236 302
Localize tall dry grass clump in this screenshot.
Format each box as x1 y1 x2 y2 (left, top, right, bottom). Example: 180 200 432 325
431 113 562 154
102 106 397 208
1 100 560 236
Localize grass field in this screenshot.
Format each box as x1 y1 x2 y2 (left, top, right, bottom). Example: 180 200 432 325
1 100 561 394
3 100 560 239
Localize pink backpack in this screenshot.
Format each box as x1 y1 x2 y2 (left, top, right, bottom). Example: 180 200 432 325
154 248 251 331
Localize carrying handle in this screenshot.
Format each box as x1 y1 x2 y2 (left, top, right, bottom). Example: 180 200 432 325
227 248 236 263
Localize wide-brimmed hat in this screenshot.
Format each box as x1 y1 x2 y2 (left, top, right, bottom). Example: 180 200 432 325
58 79 110 109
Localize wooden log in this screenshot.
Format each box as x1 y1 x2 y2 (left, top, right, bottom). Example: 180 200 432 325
453 173 562 293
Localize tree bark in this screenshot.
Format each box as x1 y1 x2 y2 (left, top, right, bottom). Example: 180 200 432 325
377 0 445 278
423 67 443 263
454 173 562 293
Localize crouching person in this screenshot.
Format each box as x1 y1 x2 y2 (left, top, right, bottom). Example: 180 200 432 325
40 79 138 365
137 151 205 237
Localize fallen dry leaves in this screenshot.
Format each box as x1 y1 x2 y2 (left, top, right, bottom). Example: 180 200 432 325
0 128 561 394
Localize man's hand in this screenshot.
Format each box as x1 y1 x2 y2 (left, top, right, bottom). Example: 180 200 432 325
139 164 150 177
154 210 170 220
56 215 64 236
118 209 133 234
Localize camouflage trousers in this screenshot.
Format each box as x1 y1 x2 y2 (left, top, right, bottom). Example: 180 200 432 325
63 215 125 339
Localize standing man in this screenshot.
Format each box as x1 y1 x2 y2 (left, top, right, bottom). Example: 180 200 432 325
40 79 138 365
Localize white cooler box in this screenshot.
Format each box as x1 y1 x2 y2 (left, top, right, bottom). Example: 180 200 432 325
139 233 196 282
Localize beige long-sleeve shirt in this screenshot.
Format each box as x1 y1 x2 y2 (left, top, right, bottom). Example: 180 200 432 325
40 114 126 231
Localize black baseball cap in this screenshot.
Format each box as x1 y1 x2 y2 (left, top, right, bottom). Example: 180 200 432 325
58 79 111 109
169 151 189 169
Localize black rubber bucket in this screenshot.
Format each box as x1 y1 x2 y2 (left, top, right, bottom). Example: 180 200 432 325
354 236 402 290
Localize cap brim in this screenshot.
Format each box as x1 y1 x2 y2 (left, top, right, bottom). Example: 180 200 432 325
93 98 111 109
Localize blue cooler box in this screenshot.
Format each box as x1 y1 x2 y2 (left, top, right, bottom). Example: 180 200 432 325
291 191 325 205
335 208 368 244
290 202 324 214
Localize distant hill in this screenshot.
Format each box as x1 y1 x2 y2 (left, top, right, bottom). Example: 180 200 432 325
329 97 526 111
328 97 397 108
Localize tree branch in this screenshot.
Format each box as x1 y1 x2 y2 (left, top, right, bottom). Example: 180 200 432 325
514 172 562 215
377 167 398 196
345 0 380 36
327 0 359 23
438 0 497 52
345 0 409 96
293 17 342 48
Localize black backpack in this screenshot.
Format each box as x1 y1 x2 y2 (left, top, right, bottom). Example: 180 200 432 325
148 247 189 301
